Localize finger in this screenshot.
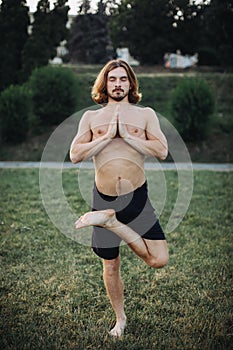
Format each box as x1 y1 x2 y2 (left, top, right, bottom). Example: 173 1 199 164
114 104 120 116
111 114 118 124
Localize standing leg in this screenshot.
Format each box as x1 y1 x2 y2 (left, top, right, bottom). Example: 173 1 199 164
102 256 127 337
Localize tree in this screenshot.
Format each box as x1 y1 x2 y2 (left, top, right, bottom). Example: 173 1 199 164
97 0 121 15
109 0 175 64
199 0 233 66
109 0 216 65
167 0 206 55
0 0 29 90
78 0 91 14
67 0 114 64
21 0 69 81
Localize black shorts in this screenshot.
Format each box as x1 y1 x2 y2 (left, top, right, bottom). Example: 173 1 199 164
91 181 166 260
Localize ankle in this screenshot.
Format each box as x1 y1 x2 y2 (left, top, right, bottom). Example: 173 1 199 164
117 315 127 323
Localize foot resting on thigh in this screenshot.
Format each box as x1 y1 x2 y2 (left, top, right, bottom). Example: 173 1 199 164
75 209 116 229
109 318 127 338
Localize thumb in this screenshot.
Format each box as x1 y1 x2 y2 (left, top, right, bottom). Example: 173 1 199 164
115 104 120 115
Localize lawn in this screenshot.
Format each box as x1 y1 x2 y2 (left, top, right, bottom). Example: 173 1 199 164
0 169 232 350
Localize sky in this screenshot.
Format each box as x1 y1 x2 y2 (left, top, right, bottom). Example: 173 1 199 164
9 1 211 15
26 0 99 15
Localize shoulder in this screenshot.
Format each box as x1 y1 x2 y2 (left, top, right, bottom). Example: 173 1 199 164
82 109 97 118
81 108 101 122
78 109 97 131
135 106 158 120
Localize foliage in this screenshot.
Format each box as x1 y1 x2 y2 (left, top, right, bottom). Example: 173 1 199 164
0 169 232 349
97 0 121 15
109 0 204 64
78 0 120 15
0 84 32 144
199 0 233 66
109 0 233 66
21 0 69 81
78 0 91 14
67 5 114 64
0 0 29 90
75 74 96 109
168 0 206 57
138 75 182 114
0 71 232 160
29 66 78 126
169 78 215 141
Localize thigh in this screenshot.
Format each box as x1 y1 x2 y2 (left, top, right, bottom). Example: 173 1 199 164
92 226 121 249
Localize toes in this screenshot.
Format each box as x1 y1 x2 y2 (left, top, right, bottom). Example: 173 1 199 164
75 217 83 225
109 326 124 338
75 219 80 227
75 216 86 228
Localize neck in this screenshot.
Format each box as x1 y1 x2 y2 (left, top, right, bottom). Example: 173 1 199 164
107 101 129 105
106 101 130 109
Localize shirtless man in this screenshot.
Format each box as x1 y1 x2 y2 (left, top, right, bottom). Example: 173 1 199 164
70 59 169 337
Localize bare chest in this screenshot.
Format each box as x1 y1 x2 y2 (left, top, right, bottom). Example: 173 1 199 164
91 114 147 139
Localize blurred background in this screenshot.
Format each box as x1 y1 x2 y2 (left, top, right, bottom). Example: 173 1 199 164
1 3 233 349
0 0 232 162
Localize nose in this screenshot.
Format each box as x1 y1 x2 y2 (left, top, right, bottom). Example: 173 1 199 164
115 78 121 87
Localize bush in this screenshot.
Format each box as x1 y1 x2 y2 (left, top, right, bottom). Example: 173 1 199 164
169 78 215 141
29 66 78 126
139 76 181 116
0 85 32 144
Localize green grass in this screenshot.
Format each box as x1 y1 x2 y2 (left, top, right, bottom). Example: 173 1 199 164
1 169 232 349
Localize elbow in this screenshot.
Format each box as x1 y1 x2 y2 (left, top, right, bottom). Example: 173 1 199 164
70 151 82 164
160 155 167 161
158 148 168 161
70 155 78 164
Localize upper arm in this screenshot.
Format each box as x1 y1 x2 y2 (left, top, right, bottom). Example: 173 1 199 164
145 108 167 145
71 111 92 146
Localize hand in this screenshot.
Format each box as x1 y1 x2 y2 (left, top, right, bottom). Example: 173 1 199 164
118 112 130 139
106 104 119 139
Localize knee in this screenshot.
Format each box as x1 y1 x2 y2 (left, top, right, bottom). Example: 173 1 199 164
103 257 120 277
147 253 169 269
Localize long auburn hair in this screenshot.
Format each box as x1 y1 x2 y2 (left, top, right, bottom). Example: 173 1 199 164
91 59 142 104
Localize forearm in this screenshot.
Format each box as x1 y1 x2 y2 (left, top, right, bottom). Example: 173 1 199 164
70 136 112 163
124 136 168 160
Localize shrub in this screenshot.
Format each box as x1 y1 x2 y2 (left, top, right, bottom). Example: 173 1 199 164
169 78 215 141
0 85 32 144
29 66 78 126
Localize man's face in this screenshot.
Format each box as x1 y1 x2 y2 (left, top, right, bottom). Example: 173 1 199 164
106 67 131 102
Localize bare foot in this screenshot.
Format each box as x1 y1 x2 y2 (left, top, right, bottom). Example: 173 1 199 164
75 209 116 229
109 319 127 338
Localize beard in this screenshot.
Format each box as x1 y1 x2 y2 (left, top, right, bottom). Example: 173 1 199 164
109 89 128 102
110 95 126 102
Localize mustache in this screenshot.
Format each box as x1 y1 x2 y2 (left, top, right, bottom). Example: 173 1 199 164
113 88 124 92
